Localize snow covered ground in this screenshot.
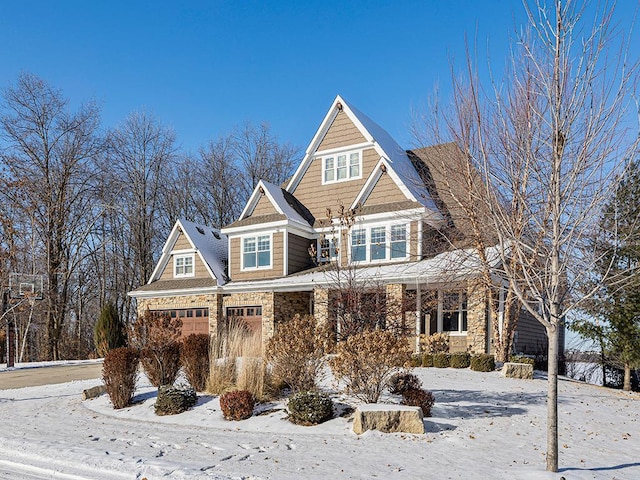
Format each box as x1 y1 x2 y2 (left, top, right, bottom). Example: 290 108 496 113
0 366 638 479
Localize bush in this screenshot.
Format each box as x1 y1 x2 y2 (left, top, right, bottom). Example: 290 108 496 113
387 372 422 395
237 356 269 400
94 303 127 358
432 352 450 368
207 357 237 395
410 353 423 367
219 390 255 421
130 310 183 387
181 334 210 391
102 347 139 409
422 353 434 367
419 332 450 354
450 352 471 368
287 390 334 425
402 388 435 417
329 330 412 403
154 385 197 415
509 355 535 366
265 314 328 393
471 354 496 372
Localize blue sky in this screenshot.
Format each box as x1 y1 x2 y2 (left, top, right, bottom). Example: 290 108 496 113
0 1 637 154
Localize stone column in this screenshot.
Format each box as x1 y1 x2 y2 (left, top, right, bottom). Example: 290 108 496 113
385 283 406 332
466 283 487 354
313 288 329 326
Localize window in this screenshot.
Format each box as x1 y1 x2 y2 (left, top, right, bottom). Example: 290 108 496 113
391 225 407 259
442 291 468 333
323 150 361 184
319 236 339 262
370 227 386 260
174 254 194 277
349 224 409 263
351 229 366 262
242 235 271 270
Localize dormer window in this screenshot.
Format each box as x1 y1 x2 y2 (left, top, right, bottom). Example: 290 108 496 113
174 254 195 277
322 150 361 184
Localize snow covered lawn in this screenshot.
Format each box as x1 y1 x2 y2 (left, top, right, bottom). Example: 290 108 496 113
0 366 638 479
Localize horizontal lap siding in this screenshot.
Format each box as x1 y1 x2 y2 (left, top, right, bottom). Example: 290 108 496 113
159 233 212 281
252 194 278 216
513 309 548 355
288 233 314 274
230 232 284 281
363 172 408 206
294 148 378 220
318 110 367 151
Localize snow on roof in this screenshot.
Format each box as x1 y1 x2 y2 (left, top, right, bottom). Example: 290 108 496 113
340 97 440 214
259 180 312 227
178 219 228 285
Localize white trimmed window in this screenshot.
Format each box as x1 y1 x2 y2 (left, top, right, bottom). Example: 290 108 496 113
441 290 468 333
323 150 361 184
349 224 409 263
242 234 271 270
319 236 339 262
174 254 194 277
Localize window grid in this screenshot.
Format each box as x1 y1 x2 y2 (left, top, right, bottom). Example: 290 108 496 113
323 151 361 184
175 254 194 277
243 235 271 270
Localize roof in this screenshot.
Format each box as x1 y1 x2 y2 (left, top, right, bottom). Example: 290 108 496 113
129 278 219 296
145 219 228 287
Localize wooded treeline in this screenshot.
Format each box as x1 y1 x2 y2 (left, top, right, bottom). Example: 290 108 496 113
0 73 298 361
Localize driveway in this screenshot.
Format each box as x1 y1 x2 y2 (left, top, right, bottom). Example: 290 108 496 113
0 362 103 389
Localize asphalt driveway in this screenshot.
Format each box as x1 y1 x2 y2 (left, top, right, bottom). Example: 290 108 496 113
0 362 103 389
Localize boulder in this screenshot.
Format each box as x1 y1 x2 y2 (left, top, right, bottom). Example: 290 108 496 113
503 362 534 380
82 384 106 400
353 404 424 435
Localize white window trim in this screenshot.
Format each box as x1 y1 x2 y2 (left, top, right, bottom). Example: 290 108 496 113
348 223 410 264
437 290 468 335
321 148 363 185
174 253 195 278
318 234 341 264
240 233 273 271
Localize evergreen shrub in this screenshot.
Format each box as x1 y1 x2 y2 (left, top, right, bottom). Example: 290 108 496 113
509 355 535 366
410 353 423 367
102 347 139 409
154 385 197 415
287 390 334 425
449 352 471 368
94 303 126 357
219 390 255 420
471 354 496 372
422 353 434 367
432 352 450 368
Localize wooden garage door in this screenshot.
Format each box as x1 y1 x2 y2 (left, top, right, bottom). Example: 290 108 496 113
226 306 263 333
168 308 210 337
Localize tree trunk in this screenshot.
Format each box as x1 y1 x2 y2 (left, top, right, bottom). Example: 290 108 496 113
546 322 559 472
623 362 631 392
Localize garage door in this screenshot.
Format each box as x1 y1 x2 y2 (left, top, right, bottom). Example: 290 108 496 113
169 308 210 336
226 306 263 334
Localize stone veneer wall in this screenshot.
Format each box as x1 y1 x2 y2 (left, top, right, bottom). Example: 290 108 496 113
273 292 312 325
465 282 487 354
136 294 223 335
222 292 274 343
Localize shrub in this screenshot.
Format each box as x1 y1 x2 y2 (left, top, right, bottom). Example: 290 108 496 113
422 353 434 367
419 332 450 354
94 302 126 358
471 354 496 372
410 353 423 367
237 356 269 400
265 314 328 393
287 390 334 425
432 352 450 368
387 372 422 395
509 355 535 366
181 334 210 391
329 330 412 403
154 385 197 415
207 357 237 395
219 390 255 421
450 352 471 369
102 347 139 409
130 310 183 387
402 388 435 417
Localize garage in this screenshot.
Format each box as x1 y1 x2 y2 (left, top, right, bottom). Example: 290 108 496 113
225 306 263 334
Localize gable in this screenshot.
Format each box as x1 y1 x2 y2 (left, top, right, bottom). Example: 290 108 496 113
359 169 409 208
251 192 279 217
158 231 213 281
317 110 367 151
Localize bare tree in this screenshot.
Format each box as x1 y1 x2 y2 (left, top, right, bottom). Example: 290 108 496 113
0 73 104 360
435 1 638 471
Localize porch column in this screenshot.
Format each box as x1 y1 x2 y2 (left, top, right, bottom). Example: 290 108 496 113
466 282 487 354
385 283 406 334
313 287 329 327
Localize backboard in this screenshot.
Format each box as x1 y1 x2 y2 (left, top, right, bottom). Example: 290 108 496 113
8 273 45 300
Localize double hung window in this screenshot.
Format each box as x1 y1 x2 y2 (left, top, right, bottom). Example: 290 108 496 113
323 151 361 184
174 254 194 277
243 235 271 269
349 224 408 263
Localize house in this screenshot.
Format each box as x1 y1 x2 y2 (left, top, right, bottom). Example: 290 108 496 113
129 95 552 355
